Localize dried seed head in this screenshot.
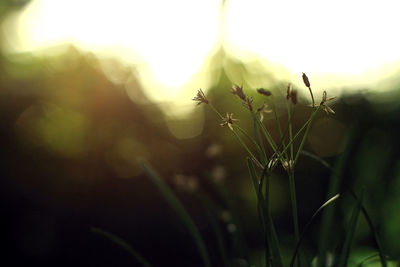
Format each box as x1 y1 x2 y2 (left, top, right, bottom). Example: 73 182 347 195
267 157 279 172
256 103 272 122
257 88 272 96
282 159 294 173
220 113 238 130
231 84 246 101
302 72 311 88
242 95 254 111
192 89 209 106
290 90 298 105
314 91 337 115
286 83 297 105
286 83 292 100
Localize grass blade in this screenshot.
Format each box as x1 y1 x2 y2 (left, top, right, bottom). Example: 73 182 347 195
208 175 250 262
289 194 340 267
349 190 387 267
317 128 355 267
140 161 212 267
91 227 152 267
338 188 364 267
197 192 232 267
247 158 283 267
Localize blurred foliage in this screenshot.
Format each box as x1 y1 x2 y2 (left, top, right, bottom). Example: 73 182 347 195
1 2 400 266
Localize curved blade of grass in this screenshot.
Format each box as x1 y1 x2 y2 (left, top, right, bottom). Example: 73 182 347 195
289 194 340 267
208 174 249 262
304 147 387 267
349 190 387 267
357 253 380 267
338 188 364 267
252 114 268 166
140 162 211 267
197 192 232 267
317 127 356 267
91 227 152 267
247 158 282 267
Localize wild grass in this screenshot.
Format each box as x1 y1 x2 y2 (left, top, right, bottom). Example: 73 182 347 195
92 74 391 267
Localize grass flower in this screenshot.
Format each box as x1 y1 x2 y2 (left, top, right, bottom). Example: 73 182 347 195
302 72 311 88
257 88 272 96
302 72 315 107
315 91 337 114
282 159 294 173
286 83 298 105
232 84 254 111
231 84 246 100
242 95 254 111
257 103 272 122
267 157 279 172
192 88 209 106
220 113 238 131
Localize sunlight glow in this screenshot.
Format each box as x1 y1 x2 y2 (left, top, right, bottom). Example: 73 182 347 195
224 0 400 86
4 0 400 105
8 0 220 104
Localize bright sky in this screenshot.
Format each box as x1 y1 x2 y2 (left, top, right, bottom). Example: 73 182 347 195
4 0 400 105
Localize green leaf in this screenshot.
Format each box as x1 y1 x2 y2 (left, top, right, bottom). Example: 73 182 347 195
349 190 387 267
317 128 355 267
91 227 152 267
289 194 340 267
338 188 364 267
247 158 283 267
140 161 212 267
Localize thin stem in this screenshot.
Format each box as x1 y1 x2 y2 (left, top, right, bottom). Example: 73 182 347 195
256 118 283 162
281 106 321 157
272 99 288 160
209 104 224 119
294 105 321 165
288 171 300 267
286 101 294 160
251 112 268 166
231 128 263 169
308 86 315 108
235 124 263 154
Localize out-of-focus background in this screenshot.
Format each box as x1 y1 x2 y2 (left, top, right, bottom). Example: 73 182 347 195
2 0 400 266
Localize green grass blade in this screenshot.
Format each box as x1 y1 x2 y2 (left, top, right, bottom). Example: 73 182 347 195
349 190 387 267
208 175 250 262
357 253 380 267
197 192 232 267
90 227 152 267
338 188 365 267
140 161 212 267
247 158 283 267
317 128 355 267
252 114 268 166
289 194 340 267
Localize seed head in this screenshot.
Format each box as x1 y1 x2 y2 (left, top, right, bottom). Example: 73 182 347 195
302 72 311 88
242 95 254 111
257 88 272 97
220 113 238 131
231 84 246 101
256 103 272 122
314 91 337 114
192 88 209 106
282 159 294 173
286 83 297 105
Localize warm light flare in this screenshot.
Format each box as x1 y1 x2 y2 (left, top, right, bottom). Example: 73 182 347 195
4 0 400 106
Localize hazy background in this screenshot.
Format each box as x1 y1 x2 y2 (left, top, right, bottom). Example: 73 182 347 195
2 0 400 266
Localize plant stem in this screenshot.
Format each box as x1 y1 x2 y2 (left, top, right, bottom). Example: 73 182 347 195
288 171 300 267
231 128 263 168
209 104 224 119
294 105 321 165
286 101 294 160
